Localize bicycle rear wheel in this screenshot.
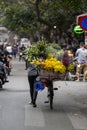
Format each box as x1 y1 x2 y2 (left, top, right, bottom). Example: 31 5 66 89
0 80 2 89
48 81 54 109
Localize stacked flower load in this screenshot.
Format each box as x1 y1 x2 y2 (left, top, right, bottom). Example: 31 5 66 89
24 41 74 80
31 57 66 73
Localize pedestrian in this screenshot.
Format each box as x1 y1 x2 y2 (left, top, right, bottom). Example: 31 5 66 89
75 42 87 81
82 45 87 81
27 63 39 107
12 44 18 58
61 50 70 67
75 42 84 57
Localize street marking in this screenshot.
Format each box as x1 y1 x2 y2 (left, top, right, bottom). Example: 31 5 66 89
24 105 45 127
67 110 87 129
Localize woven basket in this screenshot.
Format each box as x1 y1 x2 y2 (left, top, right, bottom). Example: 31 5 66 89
39 69 65 80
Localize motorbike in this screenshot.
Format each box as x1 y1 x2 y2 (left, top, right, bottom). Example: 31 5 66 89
19 52 23 61
0 67 6 89
19 51 25 61
0 63 9 89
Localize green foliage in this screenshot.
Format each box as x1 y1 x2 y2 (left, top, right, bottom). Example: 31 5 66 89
24 41 64 61
36 41 47 51
0 4 37 36
24 47 39 61
24 41 48 61
1 0 87 41
48 43 61 50
46 43 64 59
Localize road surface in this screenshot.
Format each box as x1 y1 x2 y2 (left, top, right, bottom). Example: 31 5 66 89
0 57 87 130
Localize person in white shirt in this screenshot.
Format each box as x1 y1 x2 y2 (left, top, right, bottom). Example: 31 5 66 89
75 42 87 81
6 45 12 55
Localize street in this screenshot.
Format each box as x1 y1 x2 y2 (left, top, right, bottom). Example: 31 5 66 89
0 57 87 130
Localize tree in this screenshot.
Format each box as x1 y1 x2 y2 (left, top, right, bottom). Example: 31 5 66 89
0 0 87 42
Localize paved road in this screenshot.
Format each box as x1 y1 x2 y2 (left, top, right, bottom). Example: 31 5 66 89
0 57 87 130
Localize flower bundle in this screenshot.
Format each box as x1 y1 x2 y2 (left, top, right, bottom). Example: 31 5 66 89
23 41 64 62
67 63 74 72
31 57 66 74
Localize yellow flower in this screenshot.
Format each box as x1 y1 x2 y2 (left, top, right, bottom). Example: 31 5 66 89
31 57 66 74
67 64 74 71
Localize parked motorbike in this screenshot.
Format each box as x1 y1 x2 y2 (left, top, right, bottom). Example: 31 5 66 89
0 67 6 88
0 62 9 89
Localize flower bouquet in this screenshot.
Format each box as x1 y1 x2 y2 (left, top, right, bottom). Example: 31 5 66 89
31 57 66 80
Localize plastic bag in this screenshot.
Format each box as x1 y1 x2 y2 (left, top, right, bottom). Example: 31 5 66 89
34 81 45 92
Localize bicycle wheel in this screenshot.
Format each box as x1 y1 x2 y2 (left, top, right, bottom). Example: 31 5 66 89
48 81 54 109
0 81 2 89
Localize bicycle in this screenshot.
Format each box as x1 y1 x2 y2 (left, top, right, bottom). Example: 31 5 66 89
40 74 59 110
44 79 54 109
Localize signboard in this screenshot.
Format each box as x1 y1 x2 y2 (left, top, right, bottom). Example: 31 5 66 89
76 13 87 25
76 13 87 44
79 16 87 31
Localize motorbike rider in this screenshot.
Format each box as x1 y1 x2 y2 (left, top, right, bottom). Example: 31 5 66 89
19 44 26 61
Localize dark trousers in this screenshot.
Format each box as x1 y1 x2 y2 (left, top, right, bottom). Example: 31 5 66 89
28 75 38 104
24 59 28 69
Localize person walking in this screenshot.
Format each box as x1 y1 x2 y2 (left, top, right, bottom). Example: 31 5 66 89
12 44 18 58
27 63 39 107
75 42 87 81
75 42 84 57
